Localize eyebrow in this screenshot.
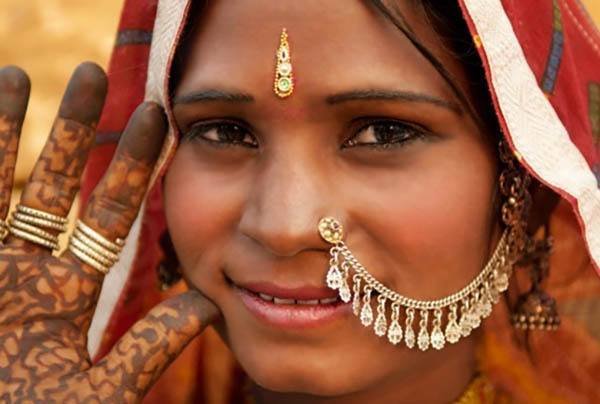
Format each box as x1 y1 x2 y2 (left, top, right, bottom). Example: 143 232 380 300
173 89 254 104
326 89 462 114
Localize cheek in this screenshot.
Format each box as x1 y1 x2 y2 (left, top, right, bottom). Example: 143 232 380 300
346 137 498 296
163 147 249 288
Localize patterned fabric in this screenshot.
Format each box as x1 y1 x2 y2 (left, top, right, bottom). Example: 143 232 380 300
83 0 600 402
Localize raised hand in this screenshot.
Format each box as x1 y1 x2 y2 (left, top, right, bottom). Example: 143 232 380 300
0 63 219 402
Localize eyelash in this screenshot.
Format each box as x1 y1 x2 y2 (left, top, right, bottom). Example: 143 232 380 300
184 118 426 150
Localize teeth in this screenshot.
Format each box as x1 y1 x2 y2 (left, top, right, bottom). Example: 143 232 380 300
259 293 274 302
273 297 296 305
319 297 339 304
252 290 339 305
296 299 319 305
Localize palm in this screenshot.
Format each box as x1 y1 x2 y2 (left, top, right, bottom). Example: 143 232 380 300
0 64 218 402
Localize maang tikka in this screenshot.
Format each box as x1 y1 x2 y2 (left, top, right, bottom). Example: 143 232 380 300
274 28 294 98
317 143 530 351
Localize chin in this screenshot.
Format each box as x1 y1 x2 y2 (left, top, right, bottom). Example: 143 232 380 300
213 322 385 398
240 352 363 397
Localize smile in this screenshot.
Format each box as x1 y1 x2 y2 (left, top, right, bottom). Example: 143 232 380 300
231 281 352 329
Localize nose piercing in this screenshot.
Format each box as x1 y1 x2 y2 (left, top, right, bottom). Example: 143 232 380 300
318 216 512 351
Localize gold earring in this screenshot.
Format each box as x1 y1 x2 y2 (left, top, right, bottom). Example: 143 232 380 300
274 28 294 98
512 233 560 330
497 142 559 330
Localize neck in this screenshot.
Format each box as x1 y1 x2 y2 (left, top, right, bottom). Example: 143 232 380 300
252 336 478 404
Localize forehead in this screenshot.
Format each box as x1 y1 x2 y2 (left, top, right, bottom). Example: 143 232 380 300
176 0 456 104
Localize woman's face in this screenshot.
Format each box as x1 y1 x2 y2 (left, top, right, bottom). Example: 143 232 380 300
165 0 499 397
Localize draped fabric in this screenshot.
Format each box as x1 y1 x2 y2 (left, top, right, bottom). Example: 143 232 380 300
83 0 600 402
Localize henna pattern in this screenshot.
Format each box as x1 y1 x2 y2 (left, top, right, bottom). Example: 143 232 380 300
20 118 96 217
0 117 20 219
0 66 29 219
0 66 218 402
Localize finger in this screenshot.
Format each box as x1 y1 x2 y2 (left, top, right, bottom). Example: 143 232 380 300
0 66 30 219
17 62 107 222
88 290 219 401
77 102 167 245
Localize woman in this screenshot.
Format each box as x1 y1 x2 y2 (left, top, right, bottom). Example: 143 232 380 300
0 0 598 402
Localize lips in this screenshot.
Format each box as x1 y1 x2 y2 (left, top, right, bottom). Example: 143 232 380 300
231 280 351 328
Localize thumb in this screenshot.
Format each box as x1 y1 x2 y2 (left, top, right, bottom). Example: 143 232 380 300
88 289 219 401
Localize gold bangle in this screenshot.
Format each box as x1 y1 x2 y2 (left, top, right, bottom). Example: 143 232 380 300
16 204 68 225
9 218 59 245
12 212 68 232
75 220 124 253
72 228 120 262
68 243 110 274
8 227 59 250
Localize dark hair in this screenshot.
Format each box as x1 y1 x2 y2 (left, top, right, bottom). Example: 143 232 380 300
370 0 500 139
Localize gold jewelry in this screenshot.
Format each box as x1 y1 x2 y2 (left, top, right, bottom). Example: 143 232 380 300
274 28 294 98
8 227 59 250
318 142 531 351
68 219 124 274
12 212 68 232
7 204 67 250
319 217 511 351
0 220 8 242
512 234 560 330
16 204 68 224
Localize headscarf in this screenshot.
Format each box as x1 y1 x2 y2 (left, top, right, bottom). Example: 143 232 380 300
82 0 600 402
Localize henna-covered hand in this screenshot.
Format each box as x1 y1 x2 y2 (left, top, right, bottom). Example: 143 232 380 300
0 64 219 403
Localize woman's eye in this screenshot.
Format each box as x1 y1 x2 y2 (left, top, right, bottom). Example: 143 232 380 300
343 121 424 149
186 122 258 148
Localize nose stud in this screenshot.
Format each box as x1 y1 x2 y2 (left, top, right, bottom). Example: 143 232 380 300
318 217 344 244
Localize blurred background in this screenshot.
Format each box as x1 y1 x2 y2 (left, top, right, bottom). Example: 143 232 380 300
0 0 599 187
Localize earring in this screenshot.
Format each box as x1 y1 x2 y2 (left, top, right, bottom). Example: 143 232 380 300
498 142 560 331
317 141 534 351
512 233 560 330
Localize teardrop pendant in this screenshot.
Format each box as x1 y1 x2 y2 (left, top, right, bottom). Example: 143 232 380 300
326 264 342 290
404 308 416 349
417 310 430 351
430 309 446 350
360 288 374 326
459 300 473 337
387 303 403 345
374 296 388 337
352 275 362 315
445 304 461 344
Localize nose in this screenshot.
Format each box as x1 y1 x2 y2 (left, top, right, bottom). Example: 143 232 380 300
238 151 338 257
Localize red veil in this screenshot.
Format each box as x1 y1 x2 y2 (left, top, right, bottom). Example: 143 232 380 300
82 0 600 402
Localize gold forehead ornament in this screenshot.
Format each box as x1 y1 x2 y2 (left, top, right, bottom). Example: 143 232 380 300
274 28 294 98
